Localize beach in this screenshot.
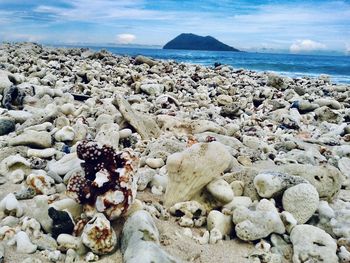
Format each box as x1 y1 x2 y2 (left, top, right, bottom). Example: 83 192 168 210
0 42 349 263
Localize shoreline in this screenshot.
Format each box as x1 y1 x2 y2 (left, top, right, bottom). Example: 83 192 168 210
0 42 349 263
42 43 350 85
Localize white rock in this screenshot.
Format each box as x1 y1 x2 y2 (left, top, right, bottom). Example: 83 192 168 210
207 210 233 236
48 153 82 176
150 174 168 191
165 142 232 207
232 199 285 241
338 246 350 263
280 211 297 233
209 228 223 244
54 126 75 142
253 172 305 198
146 158 165 169
0 154 32 183
119 128 132 139
0 193 24 218
290 224 338 263
95 123 120 149
57 234 87 255
9 130 52 148
282 183 319 224
27 148 56 158
230 180 244 196
9 231 37 254
206 178 234 204
223 196 252 212
217 94 233 106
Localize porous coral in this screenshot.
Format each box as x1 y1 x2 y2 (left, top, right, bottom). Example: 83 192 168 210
66 140 138 220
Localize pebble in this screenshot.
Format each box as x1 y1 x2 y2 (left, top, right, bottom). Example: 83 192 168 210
206 178 234 204
0 118 15 135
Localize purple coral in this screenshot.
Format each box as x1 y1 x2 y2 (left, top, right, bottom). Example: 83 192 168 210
66 141 138 220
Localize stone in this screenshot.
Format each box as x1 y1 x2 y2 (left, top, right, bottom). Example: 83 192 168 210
27 148 56 158
282 183 319 224
290 224 338 263
0 154 32 183
28 195 53 233
223 196 252 212
135 55 158 67
276 164 342 200
47 153 82 176
169 201 206 227
9 130 52 149
112 95 161 140
26 173 56 195
164 142 232 207
232 199 285 241
0 193 24 218
267 73 287 90
0 118 15 136
9 231 37 254
121 210 179 263
207 210 233 236
206 179 234 204
136 167 156 190
50 198 82 220
230 180 244 196
338 157 350 188
54 126 75 142
338 246 350 263
217 94 233 106
0 70 13 94
121 210 159 253
81 213 117 255
95 123 120 149
140 83 164 96
32 234 58 251
253 172 306 198
315 106 342 124
48 207 74 239
57 234 87 255
146 158 165 169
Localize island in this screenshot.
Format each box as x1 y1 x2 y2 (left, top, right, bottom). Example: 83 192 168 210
163 33 240 52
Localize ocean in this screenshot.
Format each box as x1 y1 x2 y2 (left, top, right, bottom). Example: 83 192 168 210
84 46 350 84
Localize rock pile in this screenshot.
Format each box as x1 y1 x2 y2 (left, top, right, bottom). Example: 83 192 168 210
0 42 349 262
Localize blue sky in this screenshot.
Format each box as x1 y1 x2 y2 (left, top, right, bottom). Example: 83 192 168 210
0 0 349 54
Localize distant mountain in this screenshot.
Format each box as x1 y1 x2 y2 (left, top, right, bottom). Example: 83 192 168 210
163 33 240 52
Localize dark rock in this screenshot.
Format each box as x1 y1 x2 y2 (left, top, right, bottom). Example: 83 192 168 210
2 85 26 110
163 33 240 52
0 118 15 136
48 207 74 239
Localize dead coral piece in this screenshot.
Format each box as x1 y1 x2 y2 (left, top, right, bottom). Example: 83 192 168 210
66 140 138 220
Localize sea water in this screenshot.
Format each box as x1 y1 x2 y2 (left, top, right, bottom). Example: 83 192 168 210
85 46 350 84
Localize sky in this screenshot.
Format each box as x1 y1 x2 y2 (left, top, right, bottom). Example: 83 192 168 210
0 0 349 54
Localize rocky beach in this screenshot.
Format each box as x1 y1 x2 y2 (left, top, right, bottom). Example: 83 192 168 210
0 42 349 263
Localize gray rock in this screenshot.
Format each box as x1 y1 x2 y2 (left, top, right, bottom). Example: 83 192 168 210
0 118 15 136
121 210 179 263
9 130 52 149
112 95 161 140
135 55 158 67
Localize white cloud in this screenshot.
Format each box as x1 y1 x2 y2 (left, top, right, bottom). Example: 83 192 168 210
116 34 136 44
1 33 43 42
290 39 327 53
